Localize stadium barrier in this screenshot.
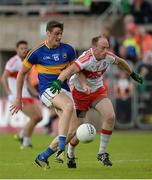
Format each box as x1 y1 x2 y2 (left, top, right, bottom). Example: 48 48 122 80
134 62 152 130
108 61 135 129
110 61 152 130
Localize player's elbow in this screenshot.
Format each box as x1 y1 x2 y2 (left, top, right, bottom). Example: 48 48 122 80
18 66 30 78
17 70 26 80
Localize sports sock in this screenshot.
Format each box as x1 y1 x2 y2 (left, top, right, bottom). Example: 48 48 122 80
23 137 30 146
99 129 112 154
38 147 55 161
58 135 66 151
19 130 24 139
67 142 76 158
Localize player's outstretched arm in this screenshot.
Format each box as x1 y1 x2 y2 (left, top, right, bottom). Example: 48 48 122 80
114 56 143 84
130 72 143 84
10 65 31 115
50 63 80 94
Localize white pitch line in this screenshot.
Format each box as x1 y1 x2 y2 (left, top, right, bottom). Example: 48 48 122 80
113 159 152 163
1 159 152 166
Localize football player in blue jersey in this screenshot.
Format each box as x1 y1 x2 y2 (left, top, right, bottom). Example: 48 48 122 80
10 20 78 169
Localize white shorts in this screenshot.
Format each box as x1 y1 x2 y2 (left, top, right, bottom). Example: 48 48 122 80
8 94 16 103
40 88 74 108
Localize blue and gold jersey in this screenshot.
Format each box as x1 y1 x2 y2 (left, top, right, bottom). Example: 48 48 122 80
23 41 76 95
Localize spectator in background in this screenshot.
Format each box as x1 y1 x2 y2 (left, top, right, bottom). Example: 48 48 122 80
138 26 152 59
118 45 128 59
114 45 134 124
114 70 134 124
123 15 144 59
101 23 120 55
123 15 136 35
138 65 149 94
137 65 152 114
123 21 140 63
124 14 135 26
123 15 140 43
130 0 152 24
143 41 152 64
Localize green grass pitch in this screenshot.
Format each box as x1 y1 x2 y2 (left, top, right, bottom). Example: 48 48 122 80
0 131 152 179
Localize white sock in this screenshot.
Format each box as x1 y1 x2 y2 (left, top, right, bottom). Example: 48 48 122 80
19 130 24 139
23 137 30 146
99 129 112 154
67 143 76 158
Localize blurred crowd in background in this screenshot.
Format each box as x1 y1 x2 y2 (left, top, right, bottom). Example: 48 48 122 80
0 0 152 21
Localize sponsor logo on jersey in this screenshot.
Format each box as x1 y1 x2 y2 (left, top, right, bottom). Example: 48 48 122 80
62 53 67 59
52 54 59 61
43 56 51 60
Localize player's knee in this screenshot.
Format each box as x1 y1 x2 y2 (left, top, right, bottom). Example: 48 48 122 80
63 101 74 114
106 112 115 125
33 114 43 123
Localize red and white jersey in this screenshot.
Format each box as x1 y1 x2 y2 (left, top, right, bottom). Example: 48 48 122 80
5 55 31 102
70 48 115 92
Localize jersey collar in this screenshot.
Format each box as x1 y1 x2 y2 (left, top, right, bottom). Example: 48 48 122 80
44 40 60 49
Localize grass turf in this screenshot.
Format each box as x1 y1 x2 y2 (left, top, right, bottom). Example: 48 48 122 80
0 131 152 179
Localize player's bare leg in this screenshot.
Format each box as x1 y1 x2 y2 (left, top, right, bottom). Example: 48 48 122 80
16 102 42 149
66 115 84 168
95 97 115 166
53 92 74 157
49 107 79 164
35 107 79 165
44 107 58 135
35 92 74 169
53 92 74 136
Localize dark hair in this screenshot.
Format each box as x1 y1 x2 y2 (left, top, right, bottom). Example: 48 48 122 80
91 36 101 46
46 20 64 32
16 40 28 48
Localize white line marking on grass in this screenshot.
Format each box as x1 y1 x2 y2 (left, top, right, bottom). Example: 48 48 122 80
113 159 152 163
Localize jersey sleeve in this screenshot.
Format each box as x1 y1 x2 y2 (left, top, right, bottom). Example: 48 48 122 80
106 51 116 64
23 50 38 68
74 51 91 70
5 58 18 72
